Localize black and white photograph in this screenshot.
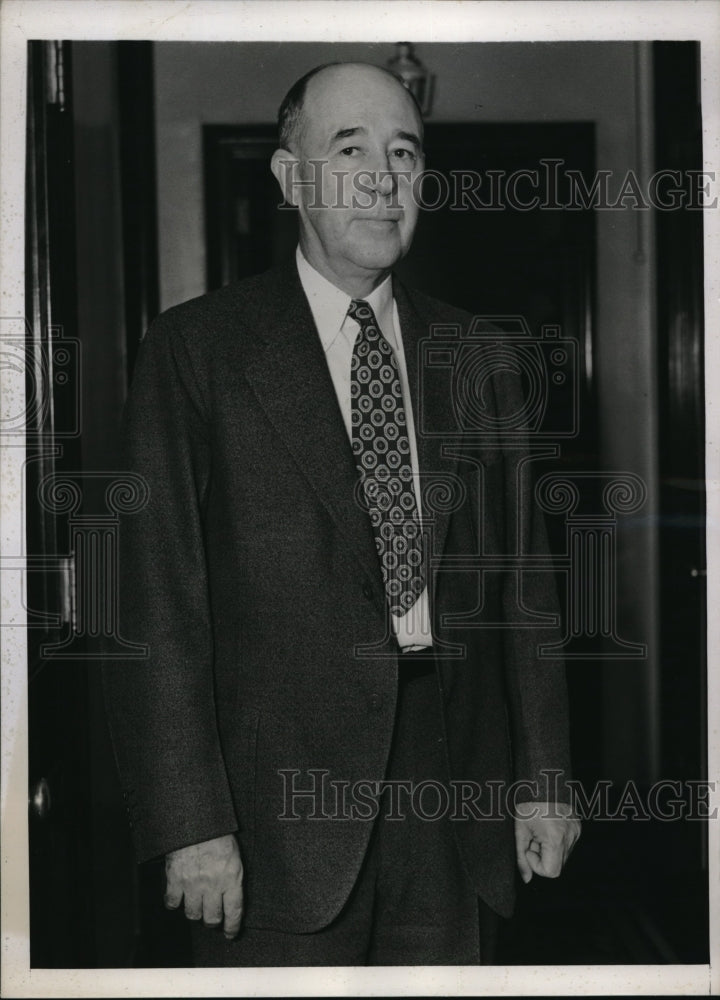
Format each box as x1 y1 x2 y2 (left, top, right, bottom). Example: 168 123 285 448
1 1 718 995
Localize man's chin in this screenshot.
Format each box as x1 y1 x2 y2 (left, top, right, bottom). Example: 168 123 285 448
350 238 408 272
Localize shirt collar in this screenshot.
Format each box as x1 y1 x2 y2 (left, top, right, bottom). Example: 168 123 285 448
296 246 394 352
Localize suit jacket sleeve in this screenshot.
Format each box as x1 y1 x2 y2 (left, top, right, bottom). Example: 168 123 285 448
494 352 573 804
102 312 238 862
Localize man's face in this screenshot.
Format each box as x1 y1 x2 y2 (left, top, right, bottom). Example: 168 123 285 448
282 65 425 290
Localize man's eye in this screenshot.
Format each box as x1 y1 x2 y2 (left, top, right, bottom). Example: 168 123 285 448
339 146 359 156
392 148 417 160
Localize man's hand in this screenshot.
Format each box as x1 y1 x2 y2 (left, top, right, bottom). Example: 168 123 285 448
164 834 244 939
514 800 581 884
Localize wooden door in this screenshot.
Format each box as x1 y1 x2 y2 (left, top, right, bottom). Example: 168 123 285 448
25 39 95 967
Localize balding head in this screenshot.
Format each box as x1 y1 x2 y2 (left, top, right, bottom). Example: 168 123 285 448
278 62 423 155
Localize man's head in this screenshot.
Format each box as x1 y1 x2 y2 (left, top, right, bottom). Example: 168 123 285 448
271 62 425 296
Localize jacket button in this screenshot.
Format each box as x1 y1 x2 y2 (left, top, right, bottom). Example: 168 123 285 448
369 693 382 711
362 582 374 601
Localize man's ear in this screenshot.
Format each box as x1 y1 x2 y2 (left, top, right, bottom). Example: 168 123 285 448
271 148 301 208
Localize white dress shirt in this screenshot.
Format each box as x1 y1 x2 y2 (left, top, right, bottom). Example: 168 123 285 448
296 246 432 650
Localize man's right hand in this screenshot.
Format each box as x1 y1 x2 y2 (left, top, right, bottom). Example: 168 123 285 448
164 834 244 939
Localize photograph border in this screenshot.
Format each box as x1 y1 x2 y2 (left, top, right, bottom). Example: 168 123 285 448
1 2 718 996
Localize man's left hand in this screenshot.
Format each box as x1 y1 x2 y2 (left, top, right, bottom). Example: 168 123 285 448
514 800 581 883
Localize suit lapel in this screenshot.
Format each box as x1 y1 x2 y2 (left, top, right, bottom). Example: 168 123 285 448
238 262 462 605
394 278 460 599
240 262 384 593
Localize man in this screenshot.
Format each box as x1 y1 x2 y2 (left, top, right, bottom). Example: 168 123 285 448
103 62 579 967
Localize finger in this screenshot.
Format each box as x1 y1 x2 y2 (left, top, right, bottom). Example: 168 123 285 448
515 843 534 884
514 821 533 883
164 871 183 910
202 890 223 928
164 887 183 910
222 878 244 939
533 842 563 878
183 890 203 921
526 850 545 876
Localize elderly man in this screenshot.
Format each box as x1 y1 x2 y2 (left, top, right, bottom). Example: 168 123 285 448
103 61 579 967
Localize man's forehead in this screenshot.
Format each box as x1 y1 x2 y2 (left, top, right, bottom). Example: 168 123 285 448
303 64 421 134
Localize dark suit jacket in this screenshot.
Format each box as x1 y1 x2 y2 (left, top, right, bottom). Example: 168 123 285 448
102 259 571 933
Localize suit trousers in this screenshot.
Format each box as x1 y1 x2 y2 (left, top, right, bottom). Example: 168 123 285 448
191 655 500 966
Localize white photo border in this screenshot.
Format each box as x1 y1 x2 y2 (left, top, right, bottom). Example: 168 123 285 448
1 2 718 996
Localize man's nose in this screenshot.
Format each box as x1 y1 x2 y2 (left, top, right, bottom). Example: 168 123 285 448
375 161 397 197
363 153 398 197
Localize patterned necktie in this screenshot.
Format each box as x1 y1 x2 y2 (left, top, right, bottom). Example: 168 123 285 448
348 298 425 616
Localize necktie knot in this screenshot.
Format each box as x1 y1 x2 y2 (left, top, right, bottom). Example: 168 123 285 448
348 299 375 327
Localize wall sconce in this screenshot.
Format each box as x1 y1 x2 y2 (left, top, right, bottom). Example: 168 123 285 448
386 42 434 117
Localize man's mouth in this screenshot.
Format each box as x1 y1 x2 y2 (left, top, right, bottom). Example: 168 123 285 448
355 213 403 223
